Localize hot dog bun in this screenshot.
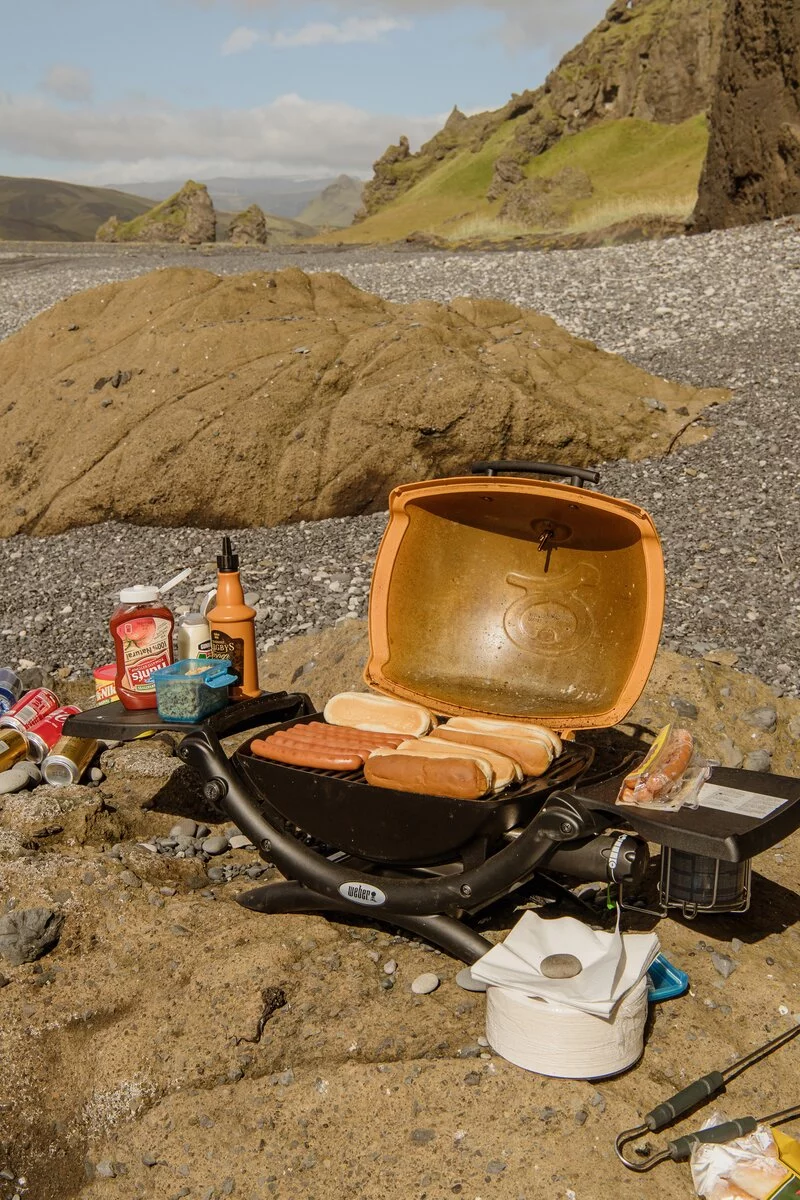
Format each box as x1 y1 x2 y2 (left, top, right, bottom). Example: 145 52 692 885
442 716 562 757
402 737 521 790
364 747 493 800
324 692 434 737
429 725 553 777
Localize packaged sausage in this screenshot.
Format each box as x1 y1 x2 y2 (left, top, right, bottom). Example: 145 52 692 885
616 723 710 811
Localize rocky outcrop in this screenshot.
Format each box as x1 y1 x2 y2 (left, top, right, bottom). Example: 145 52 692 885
499 167 593 228
693 0 800 231
358 0 725 216
94 180 216 244
0 266 726 537
227 204 268 244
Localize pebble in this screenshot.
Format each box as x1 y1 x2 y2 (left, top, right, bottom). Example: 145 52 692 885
170 819 198 838
741 706 778 732
201 835 229 856
670 697 698 720
0 907 64 965
89 766 104 783
711 952 738 979
589 1091 606 1113
744 749 772 772
141 1152 158 1167
788 715 800 742
540 953 582 979
380 977 394 990
455 967 486 993
0 766 33 795
411 972 440 994
383 959 397 975
15 761 42 785
277 1069 295 1086
228 834 254 850
411 1129 436 1144
118 870 141 889
574 1110 588 1126
486 1160 506 1175
94 1162 116 1179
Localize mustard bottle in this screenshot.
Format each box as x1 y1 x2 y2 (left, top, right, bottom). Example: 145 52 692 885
207 537 261 700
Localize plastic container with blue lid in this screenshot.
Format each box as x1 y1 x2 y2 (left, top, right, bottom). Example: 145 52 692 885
151 658 237 723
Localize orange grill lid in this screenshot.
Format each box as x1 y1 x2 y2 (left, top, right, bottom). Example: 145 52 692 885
365 476 664 731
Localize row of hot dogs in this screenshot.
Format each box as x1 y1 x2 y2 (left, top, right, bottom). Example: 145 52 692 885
250 691 563 801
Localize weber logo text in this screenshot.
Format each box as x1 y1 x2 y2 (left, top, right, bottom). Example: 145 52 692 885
338 882 387 907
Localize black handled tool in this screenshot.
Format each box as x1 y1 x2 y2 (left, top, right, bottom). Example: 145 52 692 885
615 1021 800 1171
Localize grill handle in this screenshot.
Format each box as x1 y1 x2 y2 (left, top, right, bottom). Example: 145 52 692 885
471 461 600 489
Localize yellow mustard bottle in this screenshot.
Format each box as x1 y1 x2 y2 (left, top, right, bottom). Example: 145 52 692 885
207 537 260 701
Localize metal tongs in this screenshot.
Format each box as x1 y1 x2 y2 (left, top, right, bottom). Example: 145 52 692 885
615 1021 800 1171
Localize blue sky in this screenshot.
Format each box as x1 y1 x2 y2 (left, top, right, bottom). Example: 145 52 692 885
0 0 609 185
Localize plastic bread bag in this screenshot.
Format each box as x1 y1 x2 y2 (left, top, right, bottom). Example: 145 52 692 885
616 723 711 811
690 1110 800 1199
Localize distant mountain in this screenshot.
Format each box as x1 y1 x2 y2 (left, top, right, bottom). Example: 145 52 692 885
298 175 364 228
0 176 151 242
113 176 349 219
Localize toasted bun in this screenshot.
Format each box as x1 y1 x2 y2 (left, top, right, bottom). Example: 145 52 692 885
443 716 562 757
429 725 552 777
323 691 433 737
364 747 492 800
405 737 521 790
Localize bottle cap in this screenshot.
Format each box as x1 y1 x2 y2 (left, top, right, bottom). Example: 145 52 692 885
119 585 160 604
217 536 239 573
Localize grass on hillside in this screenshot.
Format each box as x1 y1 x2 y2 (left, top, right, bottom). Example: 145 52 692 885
335 114 708 245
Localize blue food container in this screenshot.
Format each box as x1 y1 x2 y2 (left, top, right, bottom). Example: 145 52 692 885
151 659 236 723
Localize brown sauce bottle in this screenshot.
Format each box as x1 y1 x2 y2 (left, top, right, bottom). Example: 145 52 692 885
207 537 260 700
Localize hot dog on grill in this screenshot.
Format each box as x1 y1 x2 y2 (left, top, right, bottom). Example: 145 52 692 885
429 724 553 777
364 747 493 800
323 692 434 737
251 722 408 770
400 737 521 790
439 716 562 757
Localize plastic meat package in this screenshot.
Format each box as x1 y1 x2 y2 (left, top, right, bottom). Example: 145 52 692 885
617 723 711 811
691 1111 800 1200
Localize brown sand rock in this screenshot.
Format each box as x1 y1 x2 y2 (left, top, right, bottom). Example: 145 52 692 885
227 203 269 245
0 266 726 537
94 179 216 244
693 0 800 230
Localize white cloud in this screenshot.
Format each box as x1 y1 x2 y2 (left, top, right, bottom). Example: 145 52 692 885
0 90 443 181
222 15 411 54
208 0 608 50
41 64 93 103
221 26 262 54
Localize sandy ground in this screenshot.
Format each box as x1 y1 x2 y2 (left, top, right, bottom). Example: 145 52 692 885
1 628 799 1200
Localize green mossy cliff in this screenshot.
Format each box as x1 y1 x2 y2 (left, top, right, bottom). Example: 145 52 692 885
357 0 725 221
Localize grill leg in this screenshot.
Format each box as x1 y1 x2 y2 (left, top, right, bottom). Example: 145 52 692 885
238 880 492 964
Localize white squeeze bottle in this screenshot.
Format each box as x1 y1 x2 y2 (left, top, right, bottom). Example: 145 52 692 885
177 612 212 660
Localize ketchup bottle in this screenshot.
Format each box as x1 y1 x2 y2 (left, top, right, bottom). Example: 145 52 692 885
110 585 175 710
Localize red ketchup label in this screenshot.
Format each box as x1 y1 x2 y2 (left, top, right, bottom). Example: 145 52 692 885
119 616 172 693
28 705 81 751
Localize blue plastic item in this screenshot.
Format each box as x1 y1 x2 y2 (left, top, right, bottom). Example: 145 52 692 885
151 658 236 723
647 953 690 1003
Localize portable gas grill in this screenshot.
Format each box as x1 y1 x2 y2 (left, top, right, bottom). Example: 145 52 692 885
67 463 800 963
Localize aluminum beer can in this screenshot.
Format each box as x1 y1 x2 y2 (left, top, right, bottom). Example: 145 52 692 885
42 736 99 786
0 727 29 772
25 705 82 764
0 688 60 733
